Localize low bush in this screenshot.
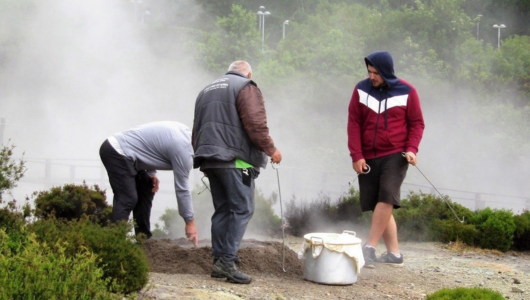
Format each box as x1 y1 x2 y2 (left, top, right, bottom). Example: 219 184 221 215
0 200 29 234
513 210 530 251
430 219 478 245
32 182 112 226
285 194 333 236
0 229 118 300
396 193 474 242
155 186 282 239
470 208 516 252
247 190 282 237
426 287 505 299
28 218 149 294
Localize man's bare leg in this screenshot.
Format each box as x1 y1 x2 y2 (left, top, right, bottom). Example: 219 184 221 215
382 214 399 254
366 202 394 248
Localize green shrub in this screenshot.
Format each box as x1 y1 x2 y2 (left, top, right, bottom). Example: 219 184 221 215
28 218 149 294
0 200 29 234
156 186 282 239
285 194 335 236
0 229 118 300
470 208 516 252
513 210 530 250
431 219 478 245
397 193 474 242
426 287 505 299
333 188 364 223
32 182 112 226
247 189 282 237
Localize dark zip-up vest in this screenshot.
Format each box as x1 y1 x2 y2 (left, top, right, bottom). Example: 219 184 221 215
192 71 267 169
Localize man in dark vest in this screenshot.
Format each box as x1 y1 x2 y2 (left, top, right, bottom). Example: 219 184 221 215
192 60 282 284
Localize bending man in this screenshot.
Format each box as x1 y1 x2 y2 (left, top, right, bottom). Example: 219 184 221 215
99 121 198 246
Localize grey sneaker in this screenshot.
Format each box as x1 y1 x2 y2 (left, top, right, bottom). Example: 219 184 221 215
362 245 377 269
212 257 252 284
376 252 404 268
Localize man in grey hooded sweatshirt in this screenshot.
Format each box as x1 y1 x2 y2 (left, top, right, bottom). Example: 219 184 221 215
99 121 198 246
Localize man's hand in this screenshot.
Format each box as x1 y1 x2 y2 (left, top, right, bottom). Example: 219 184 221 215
404 152 417 166
149 175 160 193
270 149 282 164
353 159 368 174
185 219 199 247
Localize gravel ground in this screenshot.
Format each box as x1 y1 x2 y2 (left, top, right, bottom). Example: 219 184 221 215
136 237 530 300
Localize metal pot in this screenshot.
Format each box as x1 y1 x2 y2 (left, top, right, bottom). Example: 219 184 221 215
301 231 363 285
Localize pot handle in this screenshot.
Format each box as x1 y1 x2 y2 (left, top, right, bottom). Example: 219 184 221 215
342 230 356 237
310 236 324 258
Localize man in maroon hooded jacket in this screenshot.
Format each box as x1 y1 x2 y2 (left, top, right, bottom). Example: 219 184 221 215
347 51 425 268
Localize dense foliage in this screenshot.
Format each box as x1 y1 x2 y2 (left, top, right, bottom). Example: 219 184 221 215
32 182 112 226
0 230 118 300
29 218 149 294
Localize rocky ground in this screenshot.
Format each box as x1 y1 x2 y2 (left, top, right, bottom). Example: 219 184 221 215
136 236 530 300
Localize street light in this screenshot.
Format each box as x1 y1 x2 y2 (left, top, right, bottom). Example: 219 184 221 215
283 20 289 39
257 10 270 52
257 6 265 30
130 0 143 22
476 14 482 40
492 24 506 48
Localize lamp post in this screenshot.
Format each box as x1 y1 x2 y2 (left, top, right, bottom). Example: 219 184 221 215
130 0 143 22
283 20 289 39
257 6 265 29
142 11 150 25
257 10 270 52
476 14 482 40
492 24 506 48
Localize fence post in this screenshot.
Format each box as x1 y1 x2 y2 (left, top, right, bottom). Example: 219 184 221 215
475 193 485 211
0 117 5 146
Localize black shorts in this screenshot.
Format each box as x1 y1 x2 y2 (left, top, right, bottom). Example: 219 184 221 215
358 152 409 212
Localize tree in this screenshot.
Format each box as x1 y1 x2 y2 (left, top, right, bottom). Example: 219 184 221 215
194 4 262 71
0 143 26 202
491 35 530 103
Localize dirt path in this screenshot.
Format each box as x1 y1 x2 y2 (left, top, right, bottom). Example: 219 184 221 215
138 237 530 300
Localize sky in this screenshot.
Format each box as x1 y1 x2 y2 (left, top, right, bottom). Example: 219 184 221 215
1 0 529 238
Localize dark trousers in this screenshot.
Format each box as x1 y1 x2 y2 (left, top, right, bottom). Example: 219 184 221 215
99 140 154 238
206 168 256 262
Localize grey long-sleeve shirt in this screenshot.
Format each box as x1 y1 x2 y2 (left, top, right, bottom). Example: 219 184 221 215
114 121 194 222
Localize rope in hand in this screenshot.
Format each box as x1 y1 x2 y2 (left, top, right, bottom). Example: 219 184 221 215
348 164 371 186
402 152 465 223
272 163 287 272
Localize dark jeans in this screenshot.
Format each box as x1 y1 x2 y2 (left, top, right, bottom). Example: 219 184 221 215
205 168 256 262
99 140 154 238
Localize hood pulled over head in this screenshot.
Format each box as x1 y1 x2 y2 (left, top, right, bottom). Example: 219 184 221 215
364 51 398 88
